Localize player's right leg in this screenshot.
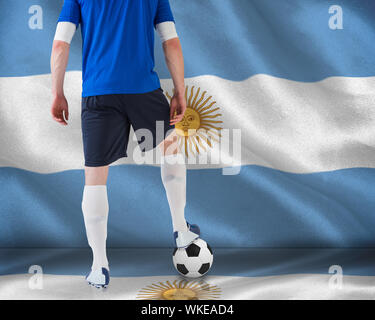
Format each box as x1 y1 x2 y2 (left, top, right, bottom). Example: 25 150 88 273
124 87 201 249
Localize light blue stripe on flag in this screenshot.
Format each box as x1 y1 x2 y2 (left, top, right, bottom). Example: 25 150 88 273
0 0 374 80
1 165 375 248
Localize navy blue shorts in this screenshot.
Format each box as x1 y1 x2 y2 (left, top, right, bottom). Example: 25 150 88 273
81 87 174 167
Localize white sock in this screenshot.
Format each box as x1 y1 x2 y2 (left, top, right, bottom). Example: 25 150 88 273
81 185 109 271
161 153 188 233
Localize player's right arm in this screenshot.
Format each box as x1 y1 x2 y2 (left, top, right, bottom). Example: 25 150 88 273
161 37 185 126
50 0 80 126
155 0 186 126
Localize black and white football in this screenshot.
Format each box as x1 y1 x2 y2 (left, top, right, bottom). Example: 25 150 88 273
172 238 213 278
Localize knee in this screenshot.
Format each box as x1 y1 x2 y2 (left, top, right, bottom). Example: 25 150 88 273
84 166 109 185
159 132 179 156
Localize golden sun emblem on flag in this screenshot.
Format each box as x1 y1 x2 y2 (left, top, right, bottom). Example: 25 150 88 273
165 86 223 157
136 279 221 300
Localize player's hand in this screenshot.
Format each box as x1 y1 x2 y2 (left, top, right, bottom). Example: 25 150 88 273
51 94 69 126
169 91 186 125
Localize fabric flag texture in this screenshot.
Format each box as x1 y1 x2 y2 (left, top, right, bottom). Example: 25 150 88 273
0 0 375 299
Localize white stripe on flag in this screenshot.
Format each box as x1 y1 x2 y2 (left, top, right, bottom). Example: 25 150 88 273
1 72 375 173
1 274 374 300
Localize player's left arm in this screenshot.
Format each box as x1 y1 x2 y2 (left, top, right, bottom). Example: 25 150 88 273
50 22 76 126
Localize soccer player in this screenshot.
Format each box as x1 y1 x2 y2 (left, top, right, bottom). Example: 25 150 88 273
50 0 201 288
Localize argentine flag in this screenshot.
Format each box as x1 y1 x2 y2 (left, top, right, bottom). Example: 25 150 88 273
1 0 375 299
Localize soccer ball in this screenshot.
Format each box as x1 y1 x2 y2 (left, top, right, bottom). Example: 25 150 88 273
172 238 213 278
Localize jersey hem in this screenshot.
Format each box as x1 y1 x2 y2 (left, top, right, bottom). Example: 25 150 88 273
82 85 162 97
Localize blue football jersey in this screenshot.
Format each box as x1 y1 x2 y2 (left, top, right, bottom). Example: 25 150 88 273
57 0 175 97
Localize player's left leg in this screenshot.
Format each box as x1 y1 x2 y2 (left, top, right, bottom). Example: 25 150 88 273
80 94 131 288
82 166 109 269
82 166 110 288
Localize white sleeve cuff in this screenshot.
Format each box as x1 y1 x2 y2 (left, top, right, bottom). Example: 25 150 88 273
54 22 77 44
156 21 178 42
